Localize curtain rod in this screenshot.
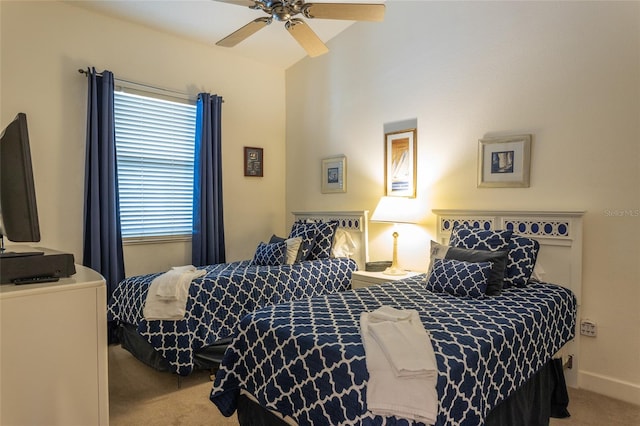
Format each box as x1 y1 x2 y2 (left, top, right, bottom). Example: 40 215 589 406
77 68 223 102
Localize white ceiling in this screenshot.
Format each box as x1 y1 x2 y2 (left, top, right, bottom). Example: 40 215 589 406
68 0 376 69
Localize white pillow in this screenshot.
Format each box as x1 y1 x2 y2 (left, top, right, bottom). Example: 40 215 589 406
332 228 357 258
284 237 302 264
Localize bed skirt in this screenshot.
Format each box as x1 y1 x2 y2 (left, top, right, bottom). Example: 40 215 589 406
118 323 231 372
235 358 570 426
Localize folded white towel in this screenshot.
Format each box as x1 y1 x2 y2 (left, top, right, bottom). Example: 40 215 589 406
143 266 206 320
360 306 438 424
368 319 437 378
171 265 198 272
368 305 413 322
155 265 198 300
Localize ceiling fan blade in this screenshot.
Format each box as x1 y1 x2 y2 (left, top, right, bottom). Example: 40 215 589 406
286 19 329 57
303 3 385 21
216 17 271 47
213 0 260 7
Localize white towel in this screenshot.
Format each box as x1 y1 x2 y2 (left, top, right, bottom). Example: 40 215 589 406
368 305 413 322
360 306 438 424
155 265 199 300
368 320 437 379
143 266 206 320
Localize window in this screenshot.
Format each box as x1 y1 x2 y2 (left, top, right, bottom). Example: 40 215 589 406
114 89 197 240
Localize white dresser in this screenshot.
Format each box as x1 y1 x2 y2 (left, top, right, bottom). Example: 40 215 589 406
0 265 109 426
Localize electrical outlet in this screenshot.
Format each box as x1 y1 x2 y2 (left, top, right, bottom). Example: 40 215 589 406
580 319 597 337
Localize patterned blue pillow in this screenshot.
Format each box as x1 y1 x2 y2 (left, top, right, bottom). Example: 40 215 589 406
309 221 339 260
288 222 319 261
426 258 491 298
429 240 509 296
449 224 513 252
269 234 303 265
504 235 540 288
251 242 286 266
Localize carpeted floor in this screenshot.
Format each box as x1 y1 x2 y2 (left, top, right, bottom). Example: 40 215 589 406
108 344 237 426
109 344 640 425
549 386 640 426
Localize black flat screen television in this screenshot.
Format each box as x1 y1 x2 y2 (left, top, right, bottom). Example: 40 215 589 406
0 112 41 254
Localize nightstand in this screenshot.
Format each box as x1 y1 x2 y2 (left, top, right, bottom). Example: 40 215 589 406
351 270 423 289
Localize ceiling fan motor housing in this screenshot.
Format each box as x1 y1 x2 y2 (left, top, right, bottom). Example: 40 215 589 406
259 0 306 22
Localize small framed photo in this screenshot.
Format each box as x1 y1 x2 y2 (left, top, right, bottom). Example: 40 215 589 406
478 134 531 188
244 147 263 177
385 129 417 197
321 155 346 193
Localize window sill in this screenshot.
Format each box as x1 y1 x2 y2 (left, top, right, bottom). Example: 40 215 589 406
123 235 191 245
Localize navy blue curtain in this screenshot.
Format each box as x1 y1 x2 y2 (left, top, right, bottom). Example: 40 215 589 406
82 68 125 344
192 93 225 266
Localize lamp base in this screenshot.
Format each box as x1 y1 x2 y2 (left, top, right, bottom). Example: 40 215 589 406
383 266 407 276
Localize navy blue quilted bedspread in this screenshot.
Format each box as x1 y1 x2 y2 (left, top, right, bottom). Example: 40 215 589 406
210 275 576 425
107 258 357 376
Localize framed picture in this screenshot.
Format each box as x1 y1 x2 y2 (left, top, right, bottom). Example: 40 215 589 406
478 134 531 188
321 155 346 193
385 129 417 197
244 146 263 177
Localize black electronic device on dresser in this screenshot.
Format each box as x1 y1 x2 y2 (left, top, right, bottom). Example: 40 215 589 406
0 113 76 284
0 247 76 284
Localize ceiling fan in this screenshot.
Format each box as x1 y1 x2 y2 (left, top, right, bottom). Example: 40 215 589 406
215 0 385 57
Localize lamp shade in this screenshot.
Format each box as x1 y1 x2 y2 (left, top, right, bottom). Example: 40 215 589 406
370 196 419 224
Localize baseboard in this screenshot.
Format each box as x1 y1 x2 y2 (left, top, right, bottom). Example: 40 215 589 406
578 370 640 405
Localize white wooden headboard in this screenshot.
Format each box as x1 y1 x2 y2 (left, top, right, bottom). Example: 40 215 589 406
292 210 369 271
433 209 584 386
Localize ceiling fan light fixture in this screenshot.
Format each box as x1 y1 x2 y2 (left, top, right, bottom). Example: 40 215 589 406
272 4 293 21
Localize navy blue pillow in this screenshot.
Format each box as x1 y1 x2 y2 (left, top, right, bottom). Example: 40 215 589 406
288 222 318 261
269 234 286 244
426 258 491 298
449 224 513 252
309 221 339 260
269 234 303 265
504 235 540 288
251 241 286 266
429 240 508 296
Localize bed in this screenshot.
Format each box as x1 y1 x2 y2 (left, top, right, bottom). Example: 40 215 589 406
107 210 369 376
209 209 584 425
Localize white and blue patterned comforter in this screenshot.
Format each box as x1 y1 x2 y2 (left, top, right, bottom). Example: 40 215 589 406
210 275 576 425
108 258 357 376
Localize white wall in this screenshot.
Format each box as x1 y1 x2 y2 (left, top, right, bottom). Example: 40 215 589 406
3 0 639 407
1 1 287 276
286 1 640 404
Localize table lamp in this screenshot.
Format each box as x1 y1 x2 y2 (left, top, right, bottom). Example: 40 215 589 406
370 196 418 276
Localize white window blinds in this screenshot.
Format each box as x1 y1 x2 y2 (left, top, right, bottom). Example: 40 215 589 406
114 90 197 239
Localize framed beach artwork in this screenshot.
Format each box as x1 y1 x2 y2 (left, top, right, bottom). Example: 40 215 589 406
321 155 347 193
478 134 531 188
384 129 417 197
